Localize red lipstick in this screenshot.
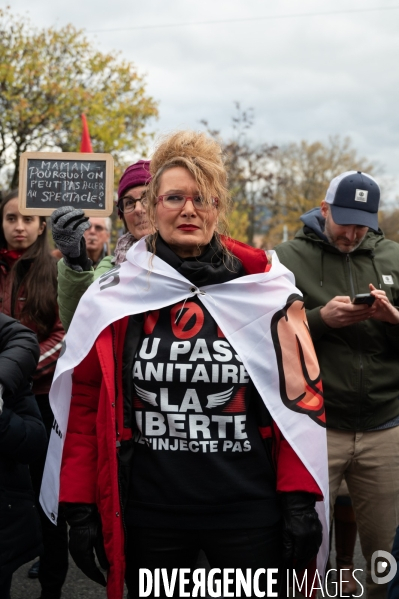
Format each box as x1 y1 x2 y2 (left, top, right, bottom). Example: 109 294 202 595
177 225 199 231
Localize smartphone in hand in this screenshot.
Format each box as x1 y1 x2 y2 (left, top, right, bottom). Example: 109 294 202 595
352 293 376 306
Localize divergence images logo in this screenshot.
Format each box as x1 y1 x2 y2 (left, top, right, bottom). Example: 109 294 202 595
371 550 397 585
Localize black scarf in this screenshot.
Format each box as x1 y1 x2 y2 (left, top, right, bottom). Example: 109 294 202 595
152 234 246 287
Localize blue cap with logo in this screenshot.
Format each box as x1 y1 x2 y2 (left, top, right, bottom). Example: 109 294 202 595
325 171 380 231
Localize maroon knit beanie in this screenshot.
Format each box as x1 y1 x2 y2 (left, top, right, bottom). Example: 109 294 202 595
117 160 151 218
118 160 151 199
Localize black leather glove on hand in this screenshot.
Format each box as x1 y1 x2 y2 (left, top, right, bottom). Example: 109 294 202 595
281 492 323 571
63 503 109 586
51 206 92 272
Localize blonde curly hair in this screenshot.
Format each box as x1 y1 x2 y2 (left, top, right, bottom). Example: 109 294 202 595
146 130 231 250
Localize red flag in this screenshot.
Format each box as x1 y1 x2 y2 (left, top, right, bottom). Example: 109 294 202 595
80 114 93 153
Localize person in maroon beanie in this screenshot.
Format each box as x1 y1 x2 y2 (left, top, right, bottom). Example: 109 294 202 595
52 160 152 331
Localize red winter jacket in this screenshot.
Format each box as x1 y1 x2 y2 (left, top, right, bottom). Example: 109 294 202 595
59 238 322 599
0 250 64 395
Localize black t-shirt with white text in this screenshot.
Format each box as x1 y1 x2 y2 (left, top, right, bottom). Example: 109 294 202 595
127 297 280 528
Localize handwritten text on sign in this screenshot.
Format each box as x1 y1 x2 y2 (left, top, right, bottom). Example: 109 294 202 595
26 159 106 209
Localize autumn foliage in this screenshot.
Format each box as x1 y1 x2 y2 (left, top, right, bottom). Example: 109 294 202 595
0 7 158 188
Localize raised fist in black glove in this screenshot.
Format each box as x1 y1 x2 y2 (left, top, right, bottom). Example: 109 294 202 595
63 502 109 586
281 491 323 571
51 206 92 272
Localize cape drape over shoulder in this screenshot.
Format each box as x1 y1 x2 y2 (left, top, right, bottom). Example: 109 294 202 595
40 236 329 571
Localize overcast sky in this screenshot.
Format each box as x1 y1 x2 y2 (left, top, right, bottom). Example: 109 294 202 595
6 0 399 198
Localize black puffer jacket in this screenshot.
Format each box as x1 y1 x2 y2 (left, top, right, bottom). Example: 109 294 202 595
0 313 47 581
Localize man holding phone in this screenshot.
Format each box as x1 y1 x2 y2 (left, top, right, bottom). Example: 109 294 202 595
275 171 399 598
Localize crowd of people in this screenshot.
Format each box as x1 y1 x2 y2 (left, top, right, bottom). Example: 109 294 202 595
0 129 398 599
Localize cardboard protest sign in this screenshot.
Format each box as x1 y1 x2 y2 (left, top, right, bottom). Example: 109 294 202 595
18 152 114 216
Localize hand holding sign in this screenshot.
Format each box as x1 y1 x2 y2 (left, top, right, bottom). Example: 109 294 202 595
52 207 90 257
52 207 91 272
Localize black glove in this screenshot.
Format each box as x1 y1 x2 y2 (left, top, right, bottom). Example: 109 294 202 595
51 206 92 272
63 503 109 586
281 492 323 571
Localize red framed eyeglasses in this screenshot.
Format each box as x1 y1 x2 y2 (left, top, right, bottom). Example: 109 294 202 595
156 194 218 211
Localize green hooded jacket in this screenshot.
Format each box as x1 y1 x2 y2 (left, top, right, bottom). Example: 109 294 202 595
57 255 113 332
57 232 137 331
275 208 399 431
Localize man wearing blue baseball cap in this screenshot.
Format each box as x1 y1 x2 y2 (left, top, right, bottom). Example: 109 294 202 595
275 171 399 599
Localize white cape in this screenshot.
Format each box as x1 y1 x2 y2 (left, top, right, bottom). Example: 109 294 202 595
40 237 329 570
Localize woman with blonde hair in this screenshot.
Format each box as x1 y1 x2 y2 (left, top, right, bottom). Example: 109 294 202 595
42 130 328 599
